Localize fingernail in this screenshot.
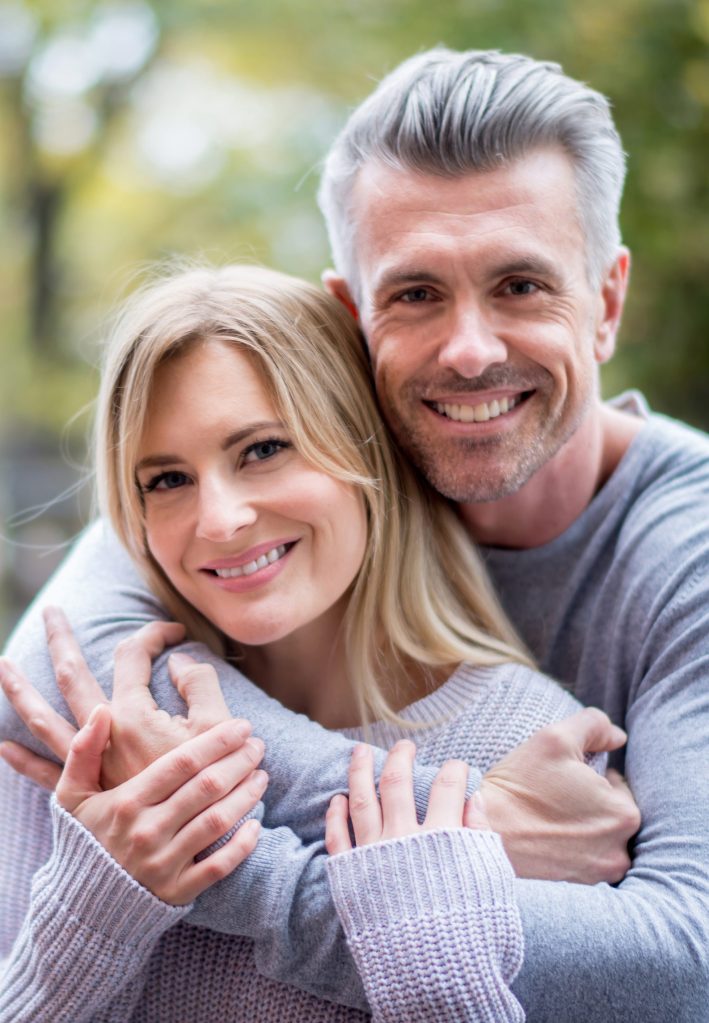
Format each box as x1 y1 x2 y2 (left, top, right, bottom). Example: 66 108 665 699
352 744 368 760
471 790 486 813
233 720 252 740
246 736 264 756
250 769 268 792
168 652 196 669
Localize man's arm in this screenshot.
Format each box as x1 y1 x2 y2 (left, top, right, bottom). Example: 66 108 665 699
1 521 652 1015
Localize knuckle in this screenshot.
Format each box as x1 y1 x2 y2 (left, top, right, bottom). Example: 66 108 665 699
349 792 373 815
113 795 139 824
536 725 567 757
173 750 199 777
379 768 406 790
55 658 80 690
200 857 227 885
198 770 223 799
114 636 138 658
203 807 229 835
130 824 158 851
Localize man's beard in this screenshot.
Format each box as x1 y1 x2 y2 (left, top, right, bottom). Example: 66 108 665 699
379 366 586 504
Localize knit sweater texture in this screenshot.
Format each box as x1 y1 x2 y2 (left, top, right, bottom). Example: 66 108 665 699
1 395 708 1020
0 662 587 1022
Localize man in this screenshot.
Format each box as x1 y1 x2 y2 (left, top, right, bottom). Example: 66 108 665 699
1 48 708 1020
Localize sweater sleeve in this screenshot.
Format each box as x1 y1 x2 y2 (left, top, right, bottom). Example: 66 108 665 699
0 789 187 1023
327 829 524 1023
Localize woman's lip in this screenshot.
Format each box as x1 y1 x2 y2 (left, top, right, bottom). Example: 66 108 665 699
203 543 295 593
200 537 300 572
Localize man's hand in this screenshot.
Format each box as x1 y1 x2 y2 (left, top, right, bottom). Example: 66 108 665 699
480 707 640 885
0 606 242 790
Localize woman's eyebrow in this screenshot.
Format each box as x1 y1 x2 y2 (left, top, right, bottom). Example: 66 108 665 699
220 420 284 451
134 420 285 472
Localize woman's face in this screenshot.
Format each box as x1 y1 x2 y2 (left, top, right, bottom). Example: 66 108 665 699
135 340 368 648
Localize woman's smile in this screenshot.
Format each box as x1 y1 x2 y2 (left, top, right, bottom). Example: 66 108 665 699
199 539 299 591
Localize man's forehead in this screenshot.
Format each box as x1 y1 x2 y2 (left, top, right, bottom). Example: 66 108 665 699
349 150 585 283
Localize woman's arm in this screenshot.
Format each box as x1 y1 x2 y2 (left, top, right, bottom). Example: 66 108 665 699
324 742 524 1023
0 716 262 1023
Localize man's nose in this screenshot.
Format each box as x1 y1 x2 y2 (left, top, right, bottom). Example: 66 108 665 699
437 303 508 378
195 478 258 542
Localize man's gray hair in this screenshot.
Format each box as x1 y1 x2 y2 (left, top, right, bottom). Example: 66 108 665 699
318 48 627 291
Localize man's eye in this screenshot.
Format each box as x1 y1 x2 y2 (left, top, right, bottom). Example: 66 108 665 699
243 439 291 464
142 471 189 493
399 287 433 303
504 279 539 296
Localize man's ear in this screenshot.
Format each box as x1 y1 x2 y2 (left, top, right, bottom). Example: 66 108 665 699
594 247 630 364
322 270 359 321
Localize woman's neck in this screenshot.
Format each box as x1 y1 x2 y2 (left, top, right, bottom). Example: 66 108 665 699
237 598 362 729
235 599 449 730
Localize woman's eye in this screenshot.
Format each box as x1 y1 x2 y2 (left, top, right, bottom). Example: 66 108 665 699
243 439 291 464
142 471 189 493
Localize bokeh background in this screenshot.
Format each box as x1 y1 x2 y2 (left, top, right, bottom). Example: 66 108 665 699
1 0 708 646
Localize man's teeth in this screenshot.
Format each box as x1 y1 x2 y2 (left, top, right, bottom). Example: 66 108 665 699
432 395 520 423
214 544 288 579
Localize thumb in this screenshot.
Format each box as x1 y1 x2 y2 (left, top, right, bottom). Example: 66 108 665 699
463 789 492 831
56 704 112 812
560 708 627 757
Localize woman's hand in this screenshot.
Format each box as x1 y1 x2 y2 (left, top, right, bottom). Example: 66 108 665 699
0 606 240 790
325 739 490 853
56 705 266 905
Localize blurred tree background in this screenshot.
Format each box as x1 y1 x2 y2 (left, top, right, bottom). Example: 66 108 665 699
1 0 707 644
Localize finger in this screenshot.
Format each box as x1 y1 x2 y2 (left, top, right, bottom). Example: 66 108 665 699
125 719 253 807
163 736 265 834
463 789 492 832
0 656 77 760
0 741 62 791
325 794 353 855
43 606 109 726
56 704 113 811
347 744 382 845
172 767 268 859
112 622 187 711
556 708 627 757
378 740 417 838
167 654 232 727
606 769 641 835
176 817 261 905
423 759 468 830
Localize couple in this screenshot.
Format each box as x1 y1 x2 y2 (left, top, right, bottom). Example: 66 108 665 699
1 47 708 1022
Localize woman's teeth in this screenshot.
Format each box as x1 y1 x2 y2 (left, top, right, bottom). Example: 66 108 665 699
214 544 288 578
432 394 521 423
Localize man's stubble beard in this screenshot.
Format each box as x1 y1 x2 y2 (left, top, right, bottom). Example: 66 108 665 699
381 381 593 505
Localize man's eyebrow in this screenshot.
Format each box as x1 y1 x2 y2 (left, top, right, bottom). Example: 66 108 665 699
373 268 444 294
134 420 284 473
491 256 561 281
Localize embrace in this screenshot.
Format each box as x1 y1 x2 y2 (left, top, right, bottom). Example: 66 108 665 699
1 48 707 1023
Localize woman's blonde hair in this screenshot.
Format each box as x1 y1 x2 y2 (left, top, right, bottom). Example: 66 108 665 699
96 263 532 726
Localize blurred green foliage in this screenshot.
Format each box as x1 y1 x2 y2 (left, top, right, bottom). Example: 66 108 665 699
0 0 707 639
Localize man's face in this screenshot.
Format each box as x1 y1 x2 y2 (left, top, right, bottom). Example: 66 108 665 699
340 148 626 503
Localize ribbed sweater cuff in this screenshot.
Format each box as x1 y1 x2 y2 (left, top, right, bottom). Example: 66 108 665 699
41 798 189 946
327 828 513 936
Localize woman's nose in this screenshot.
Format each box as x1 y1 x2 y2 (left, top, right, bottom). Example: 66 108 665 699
195 479 258 542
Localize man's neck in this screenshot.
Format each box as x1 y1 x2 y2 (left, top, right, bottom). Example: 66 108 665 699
458 404 644 550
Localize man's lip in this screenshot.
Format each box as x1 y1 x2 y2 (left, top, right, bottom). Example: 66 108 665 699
425 388 531 405
200 538 299 572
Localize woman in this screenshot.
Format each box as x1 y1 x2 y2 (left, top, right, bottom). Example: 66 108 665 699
0 265 614 1022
